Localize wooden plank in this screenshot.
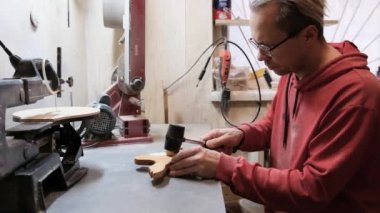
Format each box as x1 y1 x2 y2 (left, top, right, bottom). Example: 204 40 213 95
215 19 338 26
144 0 186 123
12 107 100 122
210 89 276 102
324 19 339 26
215 19 249 26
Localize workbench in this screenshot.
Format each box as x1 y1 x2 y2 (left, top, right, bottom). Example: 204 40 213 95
47 124 225 213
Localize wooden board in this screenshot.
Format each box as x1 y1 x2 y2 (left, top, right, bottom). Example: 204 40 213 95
215 19 338 26
134 152 172 180
12 107 100 122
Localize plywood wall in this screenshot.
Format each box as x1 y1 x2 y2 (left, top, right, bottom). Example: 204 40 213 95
144 0 269 128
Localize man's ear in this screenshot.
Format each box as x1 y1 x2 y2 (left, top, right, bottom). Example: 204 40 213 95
304 25 318 44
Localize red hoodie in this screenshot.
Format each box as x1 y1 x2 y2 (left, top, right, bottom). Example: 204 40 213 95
216 41 380 212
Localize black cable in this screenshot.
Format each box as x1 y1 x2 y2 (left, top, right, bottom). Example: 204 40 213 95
163 37 262 128
196 55 211 87
0 40 21 68
164 37 225 92
0 40 13 56
219 40 262 127
196 41 225 87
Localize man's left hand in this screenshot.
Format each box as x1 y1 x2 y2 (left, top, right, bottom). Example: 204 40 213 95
169 146 221 179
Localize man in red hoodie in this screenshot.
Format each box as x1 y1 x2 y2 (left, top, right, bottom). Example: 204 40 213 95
170 0 380 212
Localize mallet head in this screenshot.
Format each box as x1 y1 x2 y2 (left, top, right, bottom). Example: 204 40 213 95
164 124 185 156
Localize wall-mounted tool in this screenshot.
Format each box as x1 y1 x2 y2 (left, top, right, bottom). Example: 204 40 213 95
219 46 231 88
219 42 232 114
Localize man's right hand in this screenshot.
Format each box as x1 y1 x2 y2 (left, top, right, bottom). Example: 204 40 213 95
202 128 244 154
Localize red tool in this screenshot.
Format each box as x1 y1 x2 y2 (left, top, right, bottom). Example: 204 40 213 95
219 48 231 87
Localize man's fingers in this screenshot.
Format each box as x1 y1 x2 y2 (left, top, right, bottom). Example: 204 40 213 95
205 138 221 149
170 154 197 170
169 165 196 177
170 149 200 177
201 129 222 141
171 146 201 164
205 133 231 149
169 148 221 179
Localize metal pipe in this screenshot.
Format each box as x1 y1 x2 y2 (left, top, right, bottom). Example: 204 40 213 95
352 0 380 42
362 34 380 52
230 11 261 69
368 56 380 65
341 0 362 40
332 0 349 42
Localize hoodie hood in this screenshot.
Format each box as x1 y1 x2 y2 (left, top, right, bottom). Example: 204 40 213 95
282 41 369 147
294 41 369 91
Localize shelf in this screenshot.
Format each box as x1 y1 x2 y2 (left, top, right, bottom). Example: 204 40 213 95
210 89 276 102
214 19 249 26
323 19 338 26
214 19 338 27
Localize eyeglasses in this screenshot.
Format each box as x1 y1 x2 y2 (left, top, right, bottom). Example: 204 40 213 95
249 28 304 57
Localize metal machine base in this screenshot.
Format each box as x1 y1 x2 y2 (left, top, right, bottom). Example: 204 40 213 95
0 153 87 212
82 114 152 148
2 120 91 212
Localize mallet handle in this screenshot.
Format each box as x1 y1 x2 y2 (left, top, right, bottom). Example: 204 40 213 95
184 138 206 146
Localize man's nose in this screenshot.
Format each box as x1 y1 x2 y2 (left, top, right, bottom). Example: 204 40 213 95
257 50 270 61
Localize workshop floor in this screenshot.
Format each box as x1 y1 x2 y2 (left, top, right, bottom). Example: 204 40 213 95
223 184 264 213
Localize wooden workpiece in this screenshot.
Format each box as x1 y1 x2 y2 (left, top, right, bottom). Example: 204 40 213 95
12 107 100 122
134 153 172 179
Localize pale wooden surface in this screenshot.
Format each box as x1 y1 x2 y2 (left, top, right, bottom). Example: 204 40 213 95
134 153 172 179
12 107 100 122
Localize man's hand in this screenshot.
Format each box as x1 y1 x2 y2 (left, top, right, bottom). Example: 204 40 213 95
169 146 221 179
203 128 244 154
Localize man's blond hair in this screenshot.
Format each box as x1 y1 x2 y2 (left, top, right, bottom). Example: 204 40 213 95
250 0 326 37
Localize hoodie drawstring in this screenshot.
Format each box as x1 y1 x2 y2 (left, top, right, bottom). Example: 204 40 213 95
283 74 292 148
283 74 301 148
293 89 300 117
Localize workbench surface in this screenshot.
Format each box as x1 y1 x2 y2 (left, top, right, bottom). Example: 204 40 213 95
47 124 225 213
